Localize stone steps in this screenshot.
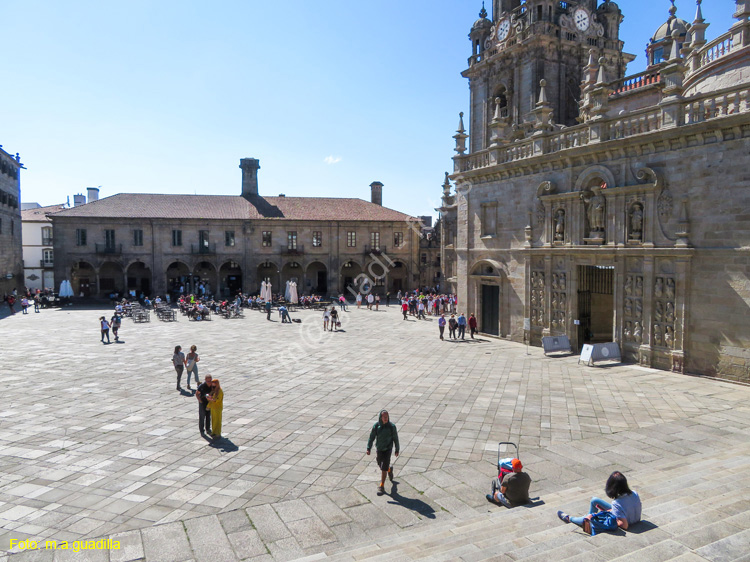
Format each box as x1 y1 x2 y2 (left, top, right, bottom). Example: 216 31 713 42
319 440 750 561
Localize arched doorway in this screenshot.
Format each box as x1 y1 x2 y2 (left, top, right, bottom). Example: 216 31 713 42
127 261 152 298
281 262 303 298
71 261 96 297
340 261 363 295
388 261 407 294
469 260 506 337
193 261 217 298
166 261 190 298
219 261 242 297
257 261 279 296
306 261 328 295
99 261 124 298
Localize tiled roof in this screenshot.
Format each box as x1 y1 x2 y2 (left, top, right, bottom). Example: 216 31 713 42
21 204 66 222
48 194 416 222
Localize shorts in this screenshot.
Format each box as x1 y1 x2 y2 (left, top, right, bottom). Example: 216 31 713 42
376 448 392 472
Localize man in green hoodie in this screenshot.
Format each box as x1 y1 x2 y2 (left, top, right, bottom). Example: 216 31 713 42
366 410 400 494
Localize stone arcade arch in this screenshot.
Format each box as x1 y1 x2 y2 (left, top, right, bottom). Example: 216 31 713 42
166 261 190 297
192 261 217 297
256 261 280 296
126 261 152 297
98 261 125 298
305 261 328 295
340 261 363 295
70 261 96 297
219 261 242 298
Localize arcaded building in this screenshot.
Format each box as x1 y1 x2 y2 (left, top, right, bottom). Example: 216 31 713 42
441 0 750 380
50 159 420 300
0 147 23 297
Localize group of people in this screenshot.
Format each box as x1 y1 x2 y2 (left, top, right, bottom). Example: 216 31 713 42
4 287 60 315
171 345 223 440
98 313 123 343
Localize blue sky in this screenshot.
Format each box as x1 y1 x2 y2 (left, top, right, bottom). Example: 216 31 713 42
1 1 735 218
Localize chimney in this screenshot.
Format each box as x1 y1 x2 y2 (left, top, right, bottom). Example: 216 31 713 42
240 158 260 198
73 194 86 207
87 187 99 203
370 181 383 206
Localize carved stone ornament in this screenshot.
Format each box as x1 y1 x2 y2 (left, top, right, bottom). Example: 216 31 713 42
537 181 556 197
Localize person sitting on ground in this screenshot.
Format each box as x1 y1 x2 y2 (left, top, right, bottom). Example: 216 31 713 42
557 471 641 535
487 458 531 508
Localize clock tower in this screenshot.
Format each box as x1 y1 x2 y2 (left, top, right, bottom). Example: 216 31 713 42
464 0 634 152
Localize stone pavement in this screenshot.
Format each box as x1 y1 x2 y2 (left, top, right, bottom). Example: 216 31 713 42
0 303 749 561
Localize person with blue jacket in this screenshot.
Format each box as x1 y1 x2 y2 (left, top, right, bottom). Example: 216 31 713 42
366 410 400 495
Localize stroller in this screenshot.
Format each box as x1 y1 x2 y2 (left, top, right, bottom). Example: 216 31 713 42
497 441 520 483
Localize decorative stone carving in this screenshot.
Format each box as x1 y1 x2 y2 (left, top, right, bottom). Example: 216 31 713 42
554 209 565 241
582 187 606 242
629 202 644 242
633 321 643 344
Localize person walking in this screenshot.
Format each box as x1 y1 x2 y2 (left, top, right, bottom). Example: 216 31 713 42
438 314 446 340
99 316 111 343
186 345 200 388
469 313 478 339
457 313 467 340
448 314 458 339
366 410 400 495
330 307 339 331
110 312 122 342
173 345 187 390
207 379 224 439
196 374 213 435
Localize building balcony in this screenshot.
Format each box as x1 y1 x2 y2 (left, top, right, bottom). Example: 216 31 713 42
364 245 387 256
282 245 304 255
95 244 122 255
191 243 216 255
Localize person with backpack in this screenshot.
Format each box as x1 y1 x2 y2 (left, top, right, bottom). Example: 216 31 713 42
366 410 400 495
110 313 122 341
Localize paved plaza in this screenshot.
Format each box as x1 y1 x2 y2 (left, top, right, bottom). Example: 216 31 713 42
1 303 749 561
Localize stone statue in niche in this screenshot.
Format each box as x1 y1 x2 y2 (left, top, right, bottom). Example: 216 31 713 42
665 326 674 348
666 278 675 299
666 302 675 323
635 300 643 319
655 277 664 298
654 324 663 346
554 209 565 241
624 298 633 317
629 203 644 241
625 275 633 296
583 187 606 239
654 301 663 321
635 277 643 297
633 321 643 344
624 321 632 341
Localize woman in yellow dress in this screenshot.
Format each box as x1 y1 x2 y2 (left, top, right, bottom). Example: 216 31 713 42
207 379 223 439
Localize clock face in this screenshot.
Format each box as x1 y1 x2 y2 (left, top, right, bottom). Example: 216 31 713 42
497 19 510 42
574 8 590 31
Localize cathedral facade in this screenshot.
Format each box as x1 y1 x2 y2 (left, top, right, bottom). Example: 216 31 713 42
440 0 750 381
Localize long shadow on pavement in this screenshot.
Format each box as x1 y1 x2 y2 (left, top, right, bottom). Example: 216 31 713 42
386 483 436 519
